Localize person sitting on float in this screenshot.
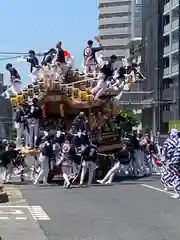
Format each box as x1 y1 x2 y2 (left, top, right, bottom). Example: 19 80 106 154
91 55 117 100
41 48 57 66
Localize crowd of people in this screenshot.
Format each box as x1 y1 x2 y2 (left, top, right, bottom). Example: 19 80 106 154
0 110 163 190
3 36 180 199
2 36 145 100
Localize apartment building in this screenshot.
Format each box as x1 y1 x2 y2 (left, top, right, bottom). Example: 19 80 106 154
98 0 132 59
141 0 180 133
162 0 179 131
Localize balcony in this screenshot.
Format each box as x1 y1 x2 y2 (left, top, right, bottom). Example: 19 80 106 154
172 0 179 9
99 5 131 15
163 67 170 76
171 64 179 74
164 45 170 55
162 88 174 101
171 19 179 30
103 49 126 57
164 24 170 34
99 0 131 3
99 27 130 35
100 38 128 46
164 2 170 13
172 41 179 51
99 16 131 25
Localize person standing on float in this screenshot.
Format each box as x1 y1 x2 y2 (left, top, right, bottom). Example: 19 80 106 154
5 63 21 94
83 37 103 77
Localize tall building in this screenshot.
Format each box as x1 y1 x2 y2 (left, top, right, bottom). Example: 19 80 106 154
119 0 143 117
141 0 179 133
161 0 179 132
141 0 164 132
98 0 132 59
130 0 142 39
127 0 142 63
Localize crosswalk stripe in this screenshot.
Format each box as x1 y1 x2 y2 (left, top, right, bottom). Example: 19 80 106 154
29 206 50 220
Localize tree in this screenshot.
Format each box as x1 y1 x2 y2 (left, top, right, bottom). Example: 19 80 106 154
120 109 139 133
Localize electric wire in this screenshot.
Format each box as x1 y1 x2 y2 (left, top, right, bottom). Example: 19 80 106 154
0 40 35 49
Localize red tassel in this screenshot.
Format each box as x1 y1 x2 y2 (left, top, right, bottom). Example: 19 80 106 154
64 50 69 57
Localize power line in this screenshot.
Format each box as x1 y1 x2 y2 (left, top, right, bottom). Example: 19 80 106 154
0 40 34 49
0 52 43 61
0 56 23 61
0 52 29 55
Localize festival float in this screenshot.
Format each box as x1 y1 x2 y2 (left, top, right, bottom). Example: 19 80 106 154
8 47 140 180
9 66 125 151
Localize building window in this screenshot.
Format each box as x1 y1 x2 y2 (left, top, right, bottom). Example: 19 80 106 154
163 35 169 47
163 57 170 68
136 0 142 4
164 15 170 26
163 105 173 111
99 13 130 19
99 1 131 8
163 78 173 89
163 83 170 89
100 34 130 40
99 23 130 29
104 45 126 50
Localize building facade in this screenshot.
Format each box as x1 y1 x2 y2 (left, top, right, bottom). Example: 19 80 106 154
140 0 165 133
162 0 179 132
127 0 142 63
141 0 180 133
130 0 142 39
0 73 13 139
98 0 132 59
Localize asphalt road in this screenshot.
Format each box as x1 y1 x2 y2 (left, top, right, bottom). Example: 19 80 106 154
12 176 180 240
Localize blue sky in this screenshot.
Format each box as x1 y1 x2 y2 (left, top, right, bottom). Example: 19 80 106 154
0 0 98 85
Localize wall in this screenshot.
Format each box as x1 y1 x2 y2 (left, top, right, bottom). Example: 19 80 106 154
0 73 13 139
141 0 164 132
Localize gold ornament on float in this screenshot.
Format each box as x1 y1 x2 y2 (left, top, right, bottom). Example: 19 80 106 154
78 91 86 101
86 94 93 101
73 89 79 98
17 94 24 105
10 96 18 106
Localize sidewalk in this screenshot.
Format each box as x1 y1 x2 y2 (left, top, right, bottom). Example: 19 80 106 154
0 185 48 240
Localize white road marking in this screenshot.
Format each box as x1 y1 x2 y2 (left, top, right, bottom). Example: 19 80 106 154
16 217 27 220
28 206 37 220
0 206 50 220
0 206 29 208
0 210 24 215
29 206 50 220
0 217 9 220
141 184 174 195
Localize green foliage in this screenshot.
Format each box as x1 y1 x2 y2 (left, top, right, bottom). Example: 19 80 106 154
120 109 139 132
